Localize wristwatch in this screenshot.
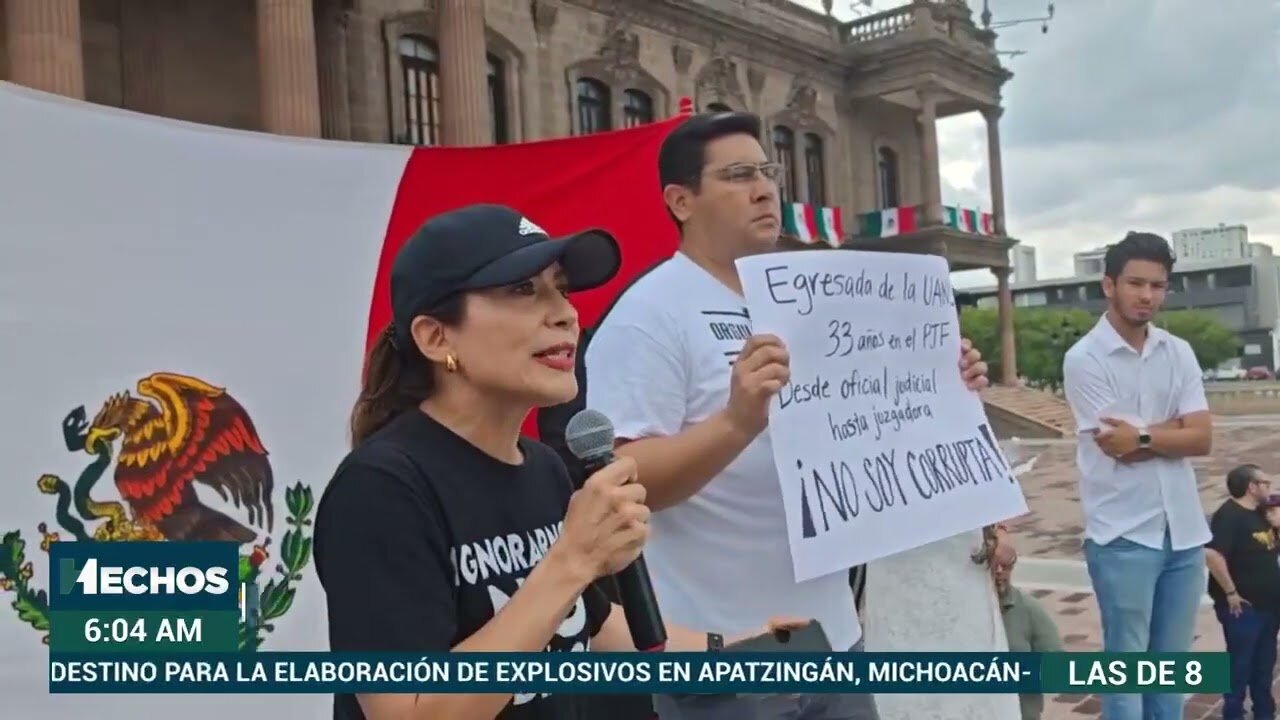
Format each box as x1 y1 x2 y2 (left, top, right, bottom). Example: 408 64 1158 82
707 632 724 652
1137 427 1152 450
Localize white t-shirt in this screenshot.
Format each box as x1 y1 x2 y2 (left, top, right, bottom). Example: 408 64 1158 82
585 251 862 650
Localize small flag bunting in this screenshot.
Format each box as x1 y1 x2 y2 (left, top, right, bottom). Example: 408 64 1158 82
819 206 844 244
853 205 996 239
858 206 918 238
944 205 995 236
782 202 844 246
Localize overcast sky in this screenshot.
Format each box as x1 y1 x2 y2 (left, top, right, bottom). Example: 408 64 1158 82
793 0 1280 286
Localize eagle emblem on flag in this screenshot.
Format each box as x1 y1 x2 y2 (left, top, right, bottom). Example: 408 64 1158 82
0 372 315 650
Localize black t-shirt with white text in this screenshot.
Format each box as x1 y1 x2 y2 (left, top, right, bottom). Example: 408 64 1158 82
1207 499 1280 611
314 409 612 720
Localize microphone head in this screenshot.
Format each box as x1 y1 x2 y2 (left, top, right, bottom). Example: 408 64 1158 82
564 409 616 462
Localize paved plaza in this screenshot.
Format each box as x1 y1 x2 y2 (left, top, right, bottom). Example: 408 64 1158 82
1002 417 1280 719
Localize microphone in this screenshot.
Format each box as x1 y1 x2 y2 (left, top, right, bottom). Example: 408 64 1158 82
564 409 668 652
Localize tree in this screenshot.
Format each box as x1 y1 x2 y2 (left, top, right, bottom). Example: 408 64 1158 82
958 305 1241 386
1155 309 1239 369
957 307 1000 377
960 307 1095 390
1010 308 1096 390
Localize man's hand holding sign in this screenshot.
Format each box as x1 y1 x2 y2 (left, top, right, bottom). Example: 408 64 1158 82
735 249 1028 582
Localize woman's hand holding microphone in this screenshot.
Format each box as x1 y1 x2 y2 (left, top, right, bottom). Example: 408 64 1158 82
549 456 823 654
553 456 650 585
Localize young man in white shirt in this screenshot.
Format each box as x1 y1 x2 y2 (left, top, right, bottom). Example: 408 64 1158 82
584 111 991 720
1062 232 1213 720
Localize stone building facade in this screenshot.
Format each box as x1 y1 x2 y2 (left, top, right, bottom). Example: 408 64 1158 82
0 0 1021 382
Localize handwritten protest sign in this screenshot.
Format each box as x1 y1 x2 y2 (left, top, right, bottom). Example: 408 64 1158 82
736 250 1029 583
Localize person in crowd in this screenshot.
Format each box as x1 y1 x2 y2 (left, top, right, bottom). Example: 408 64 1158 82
583 112 992 720
1205 464 1280 720
312 204 806 720
1264 492 1280 538
1062 231 1214 720
992 544 1062 720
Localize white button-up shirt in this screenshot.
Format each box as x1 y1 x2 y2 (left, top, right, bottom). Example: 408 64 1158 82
1062 315 1212 551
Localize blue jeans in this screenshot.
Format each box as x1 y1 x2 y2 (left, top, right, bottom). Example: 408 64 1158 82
1216 603 1279 720
1083 532 1206 720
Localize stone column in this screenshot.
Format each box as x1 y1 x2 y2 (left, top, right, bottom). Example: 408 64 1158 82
984 106 1007 236
531 0 559 139
5 0 84 98
994 267 1018 385
256 0 322 137
791 132 810 206
917 87 943 226
120 0 164 115
438 0 490 146
316 1 351 140
672 44 693 105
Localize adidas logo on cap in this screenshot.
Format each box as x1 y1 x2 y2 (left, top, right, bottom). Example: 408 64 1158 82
518 217 548 237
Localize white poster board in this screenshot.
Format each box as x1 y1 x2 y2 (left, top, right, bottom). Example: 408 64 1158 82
736 250 1029 583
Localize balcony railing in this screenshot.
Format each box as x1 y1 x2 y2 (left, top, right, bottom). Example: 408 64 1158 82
840 3 918 44
839 0 996 54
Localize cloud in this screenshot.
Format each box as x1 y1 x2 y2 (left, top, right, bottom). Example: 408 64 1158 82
793 0 1280 281
958 0 1280 278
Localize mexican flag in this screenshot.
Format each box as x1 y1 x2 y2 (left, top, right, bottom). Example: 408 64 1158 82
0 82 682 719
781 202 844 246
945 205 995 235
860 205 918 237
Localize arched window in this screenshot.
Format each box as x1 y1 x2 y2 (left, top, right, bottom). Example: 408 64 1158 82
398 35 440 146
576 78 611 135
772 125 797 203
878 146 900 209
705 102 732 113
804 133 825 206
622 89 654 128
488 54 508 144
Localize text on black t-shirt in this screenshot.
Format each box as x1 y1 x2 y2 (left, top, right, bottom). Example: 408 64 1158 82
313 409 611 720
1207 499 1280 611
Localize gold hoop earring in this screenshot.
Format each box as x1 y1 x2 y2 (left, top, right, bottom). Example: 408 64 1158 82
445 354 458 373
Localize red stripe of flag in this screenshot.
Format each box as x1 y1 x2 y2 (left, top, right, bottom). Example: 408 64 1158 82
366 117 687 439
802 203 819 240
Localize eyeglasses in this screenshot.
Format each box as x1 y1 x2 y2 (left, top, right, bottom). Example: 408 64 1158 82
706 162 784 185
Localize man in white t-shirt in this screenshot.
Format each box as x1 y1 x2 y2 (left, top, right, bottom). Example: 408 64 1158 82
584 112 991 720
1062 232 1213 720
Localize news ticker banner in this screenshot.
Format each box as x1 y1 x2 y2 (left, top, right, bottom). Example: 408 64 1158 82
45 541 1227 697
48 652 1227 695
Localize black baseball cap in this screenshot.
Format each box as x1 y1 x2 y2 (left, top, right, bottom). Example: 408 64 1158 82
390 204 621 350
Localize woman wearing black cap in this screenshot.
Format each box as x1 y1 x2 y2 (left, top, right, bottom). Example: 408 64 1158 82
314 204 801 720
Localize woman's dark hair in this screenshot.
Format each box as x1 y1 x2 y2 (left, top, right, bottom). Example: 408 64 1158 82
349 295 466 446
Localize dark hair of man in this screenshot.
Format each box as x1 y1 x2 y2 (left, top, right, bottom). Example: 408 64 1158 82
1226 463 1262 499
1103 231 1176 279
656 111 763 229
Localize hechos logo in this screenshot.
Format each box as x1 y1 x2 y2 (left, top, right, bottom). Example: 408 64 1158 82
59 557 231 596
